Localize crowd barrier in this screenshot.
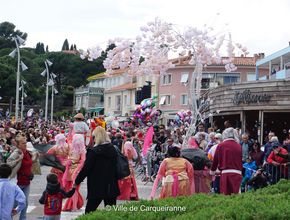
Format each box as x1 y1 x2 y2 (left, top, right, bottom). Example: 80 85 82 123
263 162 290 184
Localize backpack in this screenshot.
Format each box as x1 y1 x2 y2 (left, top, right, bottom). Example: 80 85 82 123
114 145 130 180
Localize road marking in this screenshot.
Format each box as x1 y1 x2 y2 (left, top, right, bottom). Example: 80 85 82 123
30 193 43 197
27 205 36 213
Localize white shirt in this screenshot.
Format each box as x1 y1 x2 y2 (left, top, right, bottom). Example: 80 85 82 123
73 121 89 133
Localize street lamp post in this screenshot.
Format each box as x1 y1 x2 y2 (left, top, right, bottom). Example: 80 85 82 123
21 87 24 121
9 35 27 122
40 59 53 122
20 80 27 121
51 85 58 125
14 38 20 122
51 85 54 125
44 61 49 121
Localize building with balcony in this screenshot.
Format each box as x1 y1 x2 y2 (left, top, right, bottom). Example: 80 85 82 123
203 45 290 144
104 83 137 116
256 46 290 80
74 85 104 117
75 69 132 117
75 68 159 117
158 55 268 124
104 73 158 116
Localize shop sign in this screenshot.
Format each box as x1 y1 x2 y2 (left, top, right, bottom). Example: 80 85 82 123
233 89 271 105
199 99 210 113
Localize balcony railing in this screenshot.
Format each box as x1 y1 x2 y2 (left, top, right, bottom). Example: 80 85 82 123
75 86 104 95
270 69 290 80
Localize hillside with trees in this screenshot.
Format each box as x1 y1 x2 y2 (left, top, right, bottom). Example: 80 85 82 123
0 21 107 116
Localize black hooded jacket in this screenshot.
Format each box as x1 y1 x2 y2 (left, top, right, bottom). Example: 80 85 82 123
75 142 120 199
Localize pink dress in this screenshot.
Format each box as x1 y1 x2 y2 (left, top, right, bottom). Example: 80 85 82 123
150 157 194 199
47 144 69 190
62 151 86 211
117 142 139 200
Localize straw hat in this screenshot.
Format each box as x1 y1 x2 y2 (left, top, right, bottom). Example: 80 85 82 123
74 113 84 120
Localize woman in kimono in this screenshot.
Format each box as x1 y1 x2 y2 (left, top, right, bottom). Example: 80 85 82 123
62 134 86 211
118 141 139 200
150 145 194 199
46 134 70 189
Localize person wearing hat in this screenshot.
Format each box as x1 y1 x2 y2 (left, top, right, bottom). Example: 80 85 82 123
267 142 288 166
73 113 89 142
267 141 288 184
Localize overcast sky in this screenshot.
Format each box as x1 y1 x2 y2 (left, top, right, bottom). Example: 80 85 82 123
1 0 290 56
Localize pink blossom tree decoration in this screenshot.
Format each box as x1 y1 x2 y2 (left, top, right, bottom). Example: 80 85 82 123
80 17 248 148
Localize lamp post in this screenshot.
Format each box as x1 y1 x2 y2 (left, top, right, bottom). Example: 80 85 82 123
9 35 27 122
51 84 58 125
20 79 27 121
40 59 53 121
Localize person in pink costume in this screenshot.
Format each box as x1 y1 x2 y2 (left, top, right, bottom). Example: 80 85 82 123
150 145 194 199
62 134 86 211
66 123 75 145
117 141 139 200
47 134 70 190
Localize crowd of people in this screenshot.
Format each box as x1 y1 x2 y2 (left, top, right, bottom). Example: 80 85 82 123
1 114 290 219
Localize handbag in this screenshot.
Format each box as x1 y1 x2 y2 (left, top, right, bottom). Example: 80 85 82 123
114 145 130 180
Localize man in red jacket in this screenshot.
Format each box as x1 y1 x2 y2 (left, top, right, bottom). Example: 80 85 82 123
210 127 243 195
267 142 288 183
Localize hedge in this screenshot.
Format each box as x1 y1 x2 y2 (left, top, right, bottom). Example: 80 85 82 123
77 179 290 220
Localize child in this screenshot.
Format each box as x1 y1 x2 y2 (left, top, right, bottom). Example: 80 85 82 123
241 157 257 192
39 173 76 220
0 163 26 220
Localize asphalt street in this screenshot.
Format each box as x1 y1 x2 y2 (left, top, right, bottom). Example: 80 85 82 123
14 165 156 220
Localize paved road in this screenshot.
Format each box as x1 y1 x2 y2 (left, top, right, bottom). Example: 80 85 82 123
16 165 156 220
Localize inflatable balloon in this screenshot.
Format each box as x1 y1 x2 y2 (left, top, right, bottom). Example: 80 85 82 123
174 110 192 126
111 120 120 129
27 109 34 117
132 95 161 126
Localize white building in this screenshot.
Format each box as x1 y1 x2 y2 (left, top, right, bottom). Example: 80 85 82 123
104 72 159 116
75 68 159 117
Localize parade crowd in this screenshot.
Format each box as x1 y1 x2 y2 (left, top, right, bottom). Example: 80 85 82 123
1 114 290 220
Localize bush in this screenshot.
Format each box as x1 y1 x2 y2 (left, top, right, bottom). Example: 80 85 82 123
77 180 290 220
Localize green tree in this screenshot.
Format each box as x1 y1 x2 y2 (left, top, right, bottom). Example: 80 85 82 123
70 44 74 50
0 21 27 49
35 42 45 54
61 39 69 51
73 44 77 50
46 45 49 53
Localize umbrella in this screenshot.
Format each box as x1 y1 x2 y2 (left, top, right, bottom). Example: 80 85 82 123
39 154 65 172
181 148 212 170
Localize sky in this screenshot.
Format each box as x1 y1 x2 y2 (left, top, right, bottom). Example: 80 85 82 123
1 0 290 57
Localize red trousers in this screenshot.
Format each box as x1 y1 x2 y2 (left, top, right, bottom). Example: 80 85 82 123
220 173 242 195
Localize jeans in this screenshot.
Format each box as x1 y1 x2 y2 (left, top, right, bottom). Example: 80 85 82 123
18 185 30 220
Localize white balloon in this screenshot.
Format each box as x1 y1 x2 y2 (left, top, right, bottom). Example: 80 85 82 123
111 120 120 129
27 109 34 117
